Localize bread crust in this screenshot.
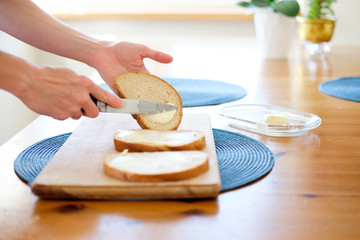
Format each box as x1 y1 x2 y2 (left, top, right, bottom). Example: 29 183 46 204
113 130 206 152
103 152 209 182
114 72 183 130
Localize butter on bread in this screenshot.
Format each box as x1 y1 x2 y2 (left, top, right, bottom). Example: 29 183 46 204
103 151 209 182
113 129 206 152
114 72 183 130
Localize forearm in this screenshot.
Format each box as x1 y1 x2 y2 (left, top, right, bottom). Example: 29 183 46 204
0 0 173 90
0 50 33 99
0 0 106 68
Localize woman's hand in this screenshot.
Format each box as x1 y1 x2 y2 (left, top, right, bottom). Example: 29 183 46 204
0 51 123 121
21 66 123 120
91 41 173 94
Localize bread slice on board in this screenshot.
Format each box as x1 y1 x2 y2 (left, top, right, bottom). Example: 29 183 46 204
103 151 209 182
114 72 183 130
113 129 206 152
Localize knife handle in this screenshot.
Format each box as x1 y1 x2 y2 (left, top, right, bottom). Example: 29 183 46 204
90 95 98 105
90 95 106 112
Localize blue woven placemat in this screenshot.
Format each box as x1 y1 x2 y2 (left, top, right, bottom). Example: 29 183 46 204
100 78 247 107
14 129 274 192
164 78 247 107
319 77 360 102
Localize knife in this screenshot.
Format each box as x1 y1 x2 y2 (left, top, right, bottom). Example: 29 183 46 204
90 95 177 115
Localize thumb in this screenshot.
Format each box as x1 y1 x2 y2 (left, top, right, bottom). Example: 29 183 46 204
143 47 173 64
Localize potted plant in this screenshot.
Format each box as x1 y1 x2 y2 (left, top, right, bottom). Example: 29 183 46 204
237 0 300 59
296 0 337 56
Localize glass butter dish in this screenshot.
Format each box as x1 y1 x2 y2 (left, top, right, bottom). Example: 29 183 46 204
219 104 321 137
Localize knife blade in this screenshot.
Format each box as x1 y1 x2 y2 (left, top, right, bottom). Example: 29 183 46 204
90 95 177 115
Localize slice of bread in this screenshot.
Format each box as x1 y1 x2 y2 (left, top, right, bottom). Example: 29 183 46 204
113 129 206 152
114 72 183 130
103 151 209 182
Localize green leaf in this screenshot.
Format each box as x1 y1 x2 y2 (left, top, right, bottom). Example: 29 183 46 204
252 0 270 8
237 2 253 8
237 2 257 8
306 0 336 19
273 0 300 17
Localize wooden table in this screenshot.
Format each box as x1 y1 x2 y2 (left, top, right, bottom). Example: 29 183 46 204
1 45 360 240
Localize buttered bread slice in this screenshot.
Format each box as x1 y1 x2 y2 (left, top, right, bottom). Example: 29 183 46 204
114 72 183 130
114 129 206 152
103 151 209 182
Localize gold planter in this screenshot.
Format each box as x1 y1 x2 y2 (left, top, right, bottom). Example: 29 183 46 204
296 17 336 43
296 17 336 56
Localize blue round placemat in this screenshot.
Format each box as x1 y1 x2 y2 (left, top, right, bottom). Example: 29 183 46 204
100 78 247 107
319 77 360 102
14 129 274 192
164 78 247 107
214 129 274 191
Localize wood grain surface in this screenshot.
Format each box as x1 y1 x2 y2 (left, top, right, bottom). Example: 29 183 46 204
1 45 360 240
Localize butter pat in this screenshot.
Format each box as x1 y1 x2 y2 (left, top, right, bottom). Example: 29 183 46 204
265 114 290 125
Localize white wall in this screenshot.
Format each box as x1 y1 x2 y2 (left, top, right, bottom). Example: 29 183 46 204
0 33 39 146
1 0 360 146
331 1 360 46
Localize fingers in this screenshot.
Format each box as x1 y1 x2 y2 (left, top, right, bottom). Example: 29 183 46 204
81 84 123 118
94 85 123 108
71 111 83 120
65 81 123 120
62 79 123 120
141 46 173 64
22 64 124 121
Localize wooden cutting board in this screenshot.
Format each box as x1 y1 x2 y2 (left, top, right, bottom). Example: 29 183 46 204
31 113 221 200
